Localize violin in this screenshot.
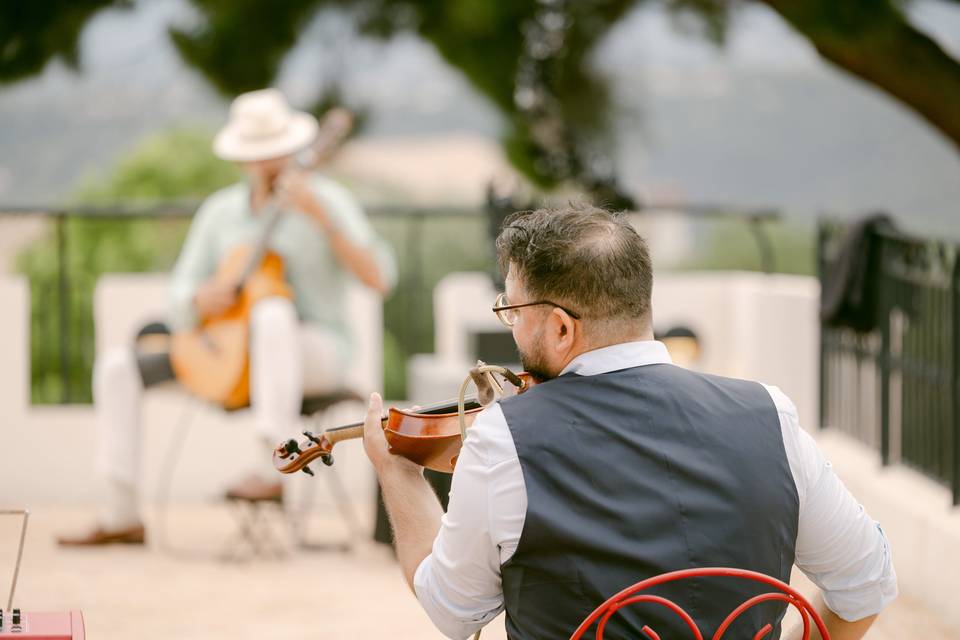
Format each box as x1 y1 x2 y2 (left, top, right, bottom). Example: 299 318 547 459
274 368 535 475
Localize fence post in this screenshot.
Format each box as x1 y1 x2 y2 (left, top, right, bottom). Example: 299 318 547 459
952 251 960 506
410 211 426 352
816 221 828 430
748 216 775 274
879 235 891 466
56 213 71 404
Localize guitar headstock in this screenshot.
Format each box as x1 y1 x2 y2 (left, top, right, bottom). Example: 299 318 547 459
297 107 354 170
273 430 335 476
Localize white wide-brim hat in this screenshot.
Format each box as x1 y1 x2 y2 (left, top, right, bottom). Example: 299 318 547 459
213 88 318 162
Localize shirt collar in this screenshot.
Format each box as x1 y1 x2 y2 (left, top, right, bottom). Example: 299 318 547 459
559 340 673 377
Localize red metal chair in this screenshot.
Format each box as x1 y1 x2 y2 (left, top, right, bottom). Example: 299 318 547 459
570 567 830 640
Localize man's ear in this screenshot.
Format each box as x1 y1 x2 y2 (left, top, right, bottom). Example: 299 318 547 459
552 308 576 353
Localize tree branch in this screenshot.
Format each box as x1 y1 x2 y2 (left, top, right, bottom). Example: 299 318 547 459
758 0 960 154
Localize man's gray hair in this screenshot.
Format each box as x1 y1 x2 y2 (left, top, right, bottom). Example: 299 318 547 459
495 202 653 326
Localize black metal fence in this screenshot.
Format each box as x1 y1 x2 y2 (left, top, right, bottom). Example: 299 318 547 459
4 203 491 403
2 202 783 405
818 220 960 505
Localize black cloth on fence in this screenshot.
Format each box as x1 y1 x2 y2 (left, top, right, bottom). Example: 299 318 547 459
820 213 896 334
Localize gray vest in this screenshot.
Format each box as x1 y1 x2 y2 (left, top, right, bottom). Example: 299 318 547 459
499 364 799 639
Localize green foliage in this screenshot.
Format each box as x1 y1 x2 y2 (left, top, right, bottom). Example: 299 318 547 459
6 0 960 171
71 128 243 203
168 0 960 163
10 0 960 197
17 128 238 403
372 213 491 399
664 0 730 45
677 218 815 276
170 0 635 194
0 0 129 85
170 0 324 96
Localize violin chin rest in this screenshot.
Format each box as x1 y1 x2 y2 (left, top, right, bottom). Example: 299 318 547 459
470 367 497 406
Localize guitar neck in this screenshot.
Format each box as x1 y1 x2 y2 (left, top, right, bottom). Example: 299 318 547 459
237 203 286 285
235 108 353 289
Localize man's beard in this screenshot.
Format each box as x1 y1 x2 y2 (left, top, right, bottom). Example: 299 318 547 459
517 331 556 383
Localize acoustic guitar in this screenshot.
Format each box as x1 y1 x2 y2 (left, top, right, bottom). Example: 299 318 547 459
169 108 353 409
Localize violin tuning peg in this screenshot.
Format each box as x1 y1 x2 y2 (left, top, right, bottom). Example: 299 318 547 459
301 465 315 476
283 439 301 455
302 430 322 445
321 454 334 466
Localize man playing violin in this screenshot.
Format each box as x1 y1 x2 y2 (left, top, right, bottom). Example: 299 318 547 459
60 89 395 546
363 203 896 639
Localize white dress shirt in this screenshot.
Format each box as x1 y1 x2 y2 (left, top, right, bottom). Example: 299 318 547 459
413 341 898 639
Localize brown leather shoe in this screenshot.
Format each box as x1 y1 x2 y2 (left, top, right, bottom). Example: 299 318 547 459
224 474 283 503
57 523 146 547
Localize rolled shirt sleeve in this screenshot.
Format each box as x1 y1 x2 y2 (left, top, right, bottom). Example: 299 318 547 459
168 198 220 331
764 385 898 620
311 176 397 293
413 404 525 639
416 378 897 637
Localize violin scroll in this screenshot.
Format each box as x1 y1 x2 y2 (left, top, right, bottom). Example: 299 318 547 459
273 423 364 475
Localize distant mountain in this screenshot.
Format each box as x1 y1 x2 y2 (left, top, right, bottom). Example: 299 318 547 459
613 67 960 237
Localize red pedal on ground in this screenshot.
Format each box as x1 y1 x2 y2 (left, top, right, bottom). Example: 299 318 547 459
0 610 85 639
2 511 85 639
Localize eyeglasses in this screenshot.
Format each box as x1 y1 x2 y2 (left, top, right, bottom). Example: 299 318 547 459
492 292 581 328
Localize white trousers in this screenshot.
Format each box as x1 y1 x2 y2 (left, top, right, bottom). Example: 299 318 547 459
94 297 346 489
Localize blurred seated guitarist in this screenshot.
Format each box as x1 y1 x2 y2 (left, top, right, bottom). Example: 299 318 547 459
59 89 395 546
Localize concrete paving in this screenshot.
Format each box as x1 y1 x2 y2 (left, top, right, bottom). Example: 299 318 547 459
1 507 955 640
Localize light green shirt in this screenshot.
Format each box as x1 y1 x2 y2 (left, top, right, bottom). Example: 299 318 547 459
168 174 396 362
